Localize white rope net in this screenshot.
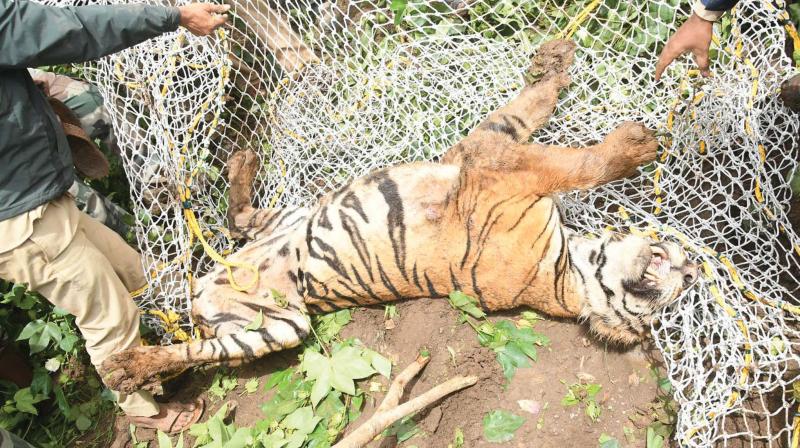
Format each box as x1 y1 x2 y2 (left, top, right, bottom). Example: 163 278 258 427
50 0 800 445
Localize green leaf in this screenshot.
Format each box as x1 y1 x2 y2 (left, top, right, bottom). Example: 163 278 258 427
244 378 259 394
157 430 173 448
482 410 525 443
17 320 44 341
282 406 322 435
31 368 52 395
244 310 263 331
367 349 392 378
599 433 621 448
646 426 665 448
44 322 62 343
28 326 52 354
59 334 80 352
330 368 356 396
390 0 408 25
75 414 92 431
265 367 293 390
448 291 486 318
384 415 420 442
586 400 602 422
310 367 332 407
332 347 375 379
13 388 44 415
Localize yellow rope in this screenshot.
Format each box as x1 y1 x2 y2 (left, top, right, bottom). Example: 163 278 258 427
557 0 603 39
793 413 800 448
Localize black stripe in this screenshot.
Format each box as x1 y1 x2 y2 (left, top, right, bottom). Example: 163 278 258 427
508 197 542 232
377 258 403 301
272 315 309 339
340 210 374 282
370 172 408 280
306 303 326 315
279 243 290 257
424 272 439 298
331 288 362 307
412 262 423 292
317 206 333 230
507 114 526 130
308 236 351 281
206 312 247 325
229 334 255 360
479 120 519 141
341 191 369 223
351 265 383 304
459 207 476 269
449 265 461 291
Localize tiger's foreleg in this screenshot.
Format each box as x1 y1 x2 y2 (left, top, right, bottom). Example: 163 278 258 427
100 302 310 394
227 149 287 241
442 39 576 164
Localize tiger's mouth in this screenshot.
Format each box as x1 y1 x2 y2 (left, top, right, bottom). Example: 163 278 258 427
623 245 671 296
641 245 671 288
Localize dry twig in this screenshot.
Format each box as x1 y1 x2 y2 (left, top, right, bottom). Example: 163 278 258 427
332 354 478 448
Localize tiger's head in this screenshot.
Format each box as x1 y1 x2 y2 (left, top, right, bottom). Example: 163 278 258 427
570 232 699 345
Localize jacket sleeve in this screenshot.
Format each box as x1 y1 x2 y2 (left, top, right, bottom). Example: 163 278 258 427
693 0 739 21
0 0 181 69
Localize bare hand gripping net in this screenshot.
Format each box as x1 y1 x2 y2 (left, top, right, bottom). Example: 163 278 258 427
49 0 800 445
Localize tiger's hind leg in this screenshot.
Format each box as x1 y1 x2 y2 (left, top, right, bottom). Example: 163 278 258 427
100 289 310 394
227 149 307 241
442 39 576 165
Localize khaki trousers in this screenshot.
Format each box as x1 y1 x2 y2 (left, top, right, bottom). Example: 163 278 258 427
0 196 159 417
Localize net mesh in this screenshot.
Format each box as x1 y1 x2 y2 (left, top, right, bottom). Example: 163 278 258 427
45 0 800 445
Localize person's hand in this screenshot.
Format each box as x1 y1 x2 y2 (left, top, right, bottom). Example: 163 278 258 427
655 13 714 81
178 3 230 36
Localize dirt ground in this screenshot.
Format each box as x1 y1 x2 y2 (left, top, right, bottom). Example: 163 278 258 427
125 297 668 448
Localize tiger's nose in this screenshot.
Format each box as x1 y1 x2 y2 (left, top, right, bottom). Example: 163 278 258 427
682 262 699 287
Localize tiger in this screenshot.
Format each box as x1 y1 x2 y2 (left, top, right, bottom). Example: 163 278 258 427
102 39 699 394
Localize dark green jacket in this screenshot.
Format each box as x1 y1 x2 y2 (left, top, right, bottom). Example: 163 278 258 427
0 0 180 221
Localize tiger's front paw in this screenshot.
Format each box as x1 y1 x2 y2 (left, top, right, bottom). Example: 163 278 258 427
101 347 166 395
599 122 659 179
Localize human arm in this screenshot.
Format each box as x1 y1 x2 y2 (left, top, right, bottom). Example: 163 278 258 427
654 0 739 81
0 0 228 69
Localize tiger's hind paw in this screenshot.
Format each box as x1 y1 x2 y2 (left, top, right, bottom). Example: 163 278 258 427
526 39 576 87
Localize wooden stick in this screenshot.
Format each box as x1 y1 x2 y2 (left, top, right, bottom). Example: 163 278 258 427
376 354 429 413
332 355 478 448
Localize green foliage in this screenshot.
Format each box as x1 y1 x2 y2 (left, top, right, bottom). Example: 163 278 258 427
482 410 525 443
646 426 665 448
383 414 420 442
562 382 603 422
310 310 352 345
244 310 264 331
598 433 621 448
189 403 251 448
449 291 549 380
448 428 464 448
157 430 185 448
448 291 486 319
0 281 113 446
243 378 260 395
301 342 390 407
789 167 800 197
208 370 239 401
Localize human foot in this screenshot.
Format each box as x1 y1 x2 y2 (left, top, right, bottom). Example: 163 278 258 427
128 399 204 434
